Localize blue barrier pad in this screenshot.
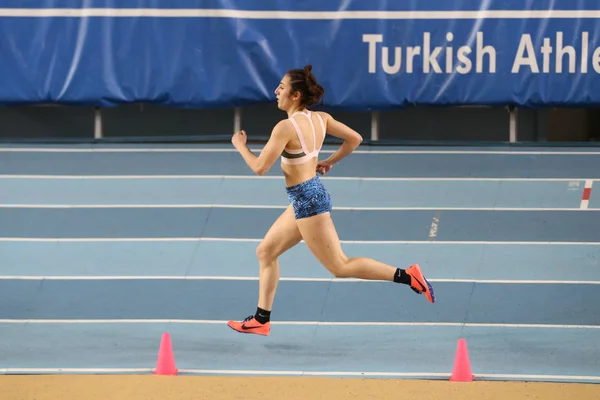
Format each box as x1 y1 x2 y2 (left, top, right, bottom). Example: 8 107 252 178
1 1 600 108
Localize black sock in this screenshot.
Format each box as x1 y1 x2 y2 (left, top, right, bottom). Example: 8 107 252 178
393 268 412 285
254 307 271 324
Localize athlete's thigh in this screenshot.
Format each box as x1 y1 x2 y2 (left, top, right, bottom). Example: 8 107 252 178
295 212 346 271
258 204 303 258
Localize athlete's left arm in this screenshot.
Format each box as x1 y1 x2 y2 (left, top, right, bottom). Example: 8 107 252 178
232 120 290 176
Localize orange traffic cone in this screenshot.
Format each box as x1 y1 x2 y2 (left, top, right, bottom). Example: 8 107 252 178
154 332 177 375
449 338 474 382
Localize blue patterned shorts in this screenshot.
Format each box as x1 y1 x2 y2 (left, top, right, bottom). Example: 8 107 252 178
286 175 332 219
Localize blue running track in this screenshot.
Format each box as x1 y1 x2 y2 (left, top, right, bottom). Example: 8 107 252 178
0 144 599 382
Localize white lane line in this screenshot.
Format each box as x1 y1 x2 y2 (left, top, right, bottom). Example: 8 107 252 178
1 368 599 382
1 276 597 284
1 147 600 155
472 373 600 382
1 367 598 382
0 204 592 211
0 238 599 245
0 320 598 329
0 368 153 374
0 175 597 182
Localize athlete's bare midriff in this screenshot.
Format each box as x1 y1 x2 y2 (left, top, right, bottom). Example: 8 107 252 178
281 158 319 187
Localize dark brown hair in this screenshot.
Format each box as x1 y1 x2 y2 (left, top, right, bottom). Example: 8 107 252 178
286 65 325 108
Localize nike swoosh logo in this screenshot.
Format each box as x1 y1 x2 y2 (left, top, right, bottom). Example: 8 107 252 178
241 325 263 330
413 278 426 293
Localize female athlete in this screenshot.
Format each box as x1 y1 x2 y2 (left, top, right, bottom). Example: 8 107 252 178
228 65 435 336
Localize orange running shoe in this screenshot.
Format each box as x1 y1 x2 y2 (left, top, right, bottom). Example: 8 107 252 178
406 264 435 304
227 315 271 336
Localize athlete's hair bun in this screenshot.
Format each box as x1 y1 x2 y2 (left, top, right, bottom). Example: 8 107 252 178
287 65 325 108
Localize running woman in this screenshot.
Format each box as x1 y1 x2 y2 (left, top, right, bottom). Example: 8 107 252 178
228 65 435 336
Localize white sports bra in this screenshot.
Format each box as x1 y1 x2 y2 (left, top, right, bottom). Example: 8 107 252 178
280 110 326 165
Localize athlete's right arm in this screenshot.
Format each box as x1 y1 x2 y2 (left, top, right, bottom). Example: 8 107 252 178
319 113 363 167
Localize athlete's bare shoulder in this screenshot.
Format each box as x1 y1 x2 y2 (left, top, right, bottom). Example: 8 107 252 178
271 118 295 138
314 111 332 123
313 111 333 132
264 119 297 150
314 111 362 143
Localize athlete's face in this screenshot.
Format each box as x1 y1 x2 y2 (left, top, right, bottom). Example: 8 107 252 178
274 74 300 110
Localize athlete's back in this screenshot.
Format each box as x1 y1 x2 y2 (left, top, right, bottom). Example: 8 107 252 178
280 109 327 186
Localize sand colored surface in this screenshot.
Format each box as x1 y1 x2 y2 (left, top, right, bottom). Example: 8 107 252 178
2 376 600 400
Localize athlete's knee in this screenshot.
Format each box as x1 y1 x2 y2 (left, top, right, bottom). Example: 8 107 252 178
324 255 351 278
330 268 348 278
256 241 277 265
